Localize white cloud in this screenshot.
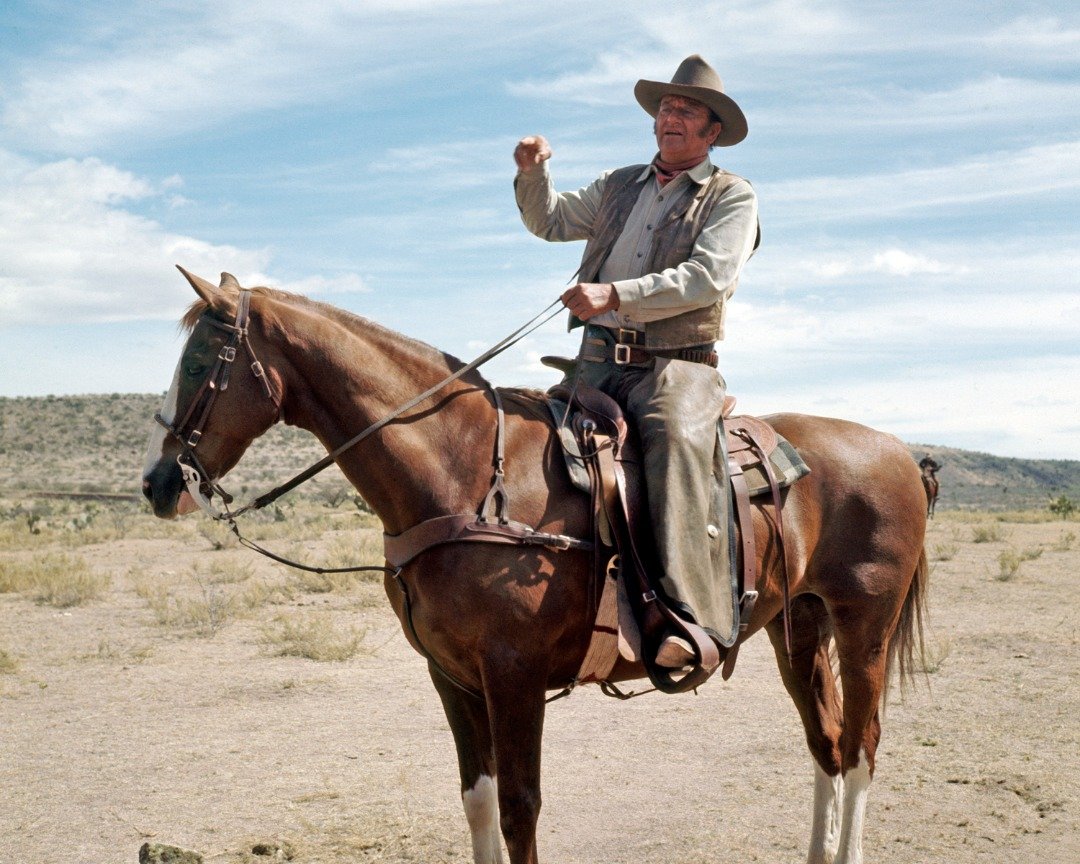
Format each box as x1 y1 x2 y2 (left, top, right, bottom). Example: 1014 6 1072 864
0 150 365 325
806 248 968 279
728 355 1080 460
761 139 1080 224
981 15 1080 59
0 0 503 154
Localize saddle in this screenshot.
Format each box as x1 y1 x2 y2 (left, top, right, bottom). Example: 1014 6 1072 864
546 381 809 692
381 381 808 700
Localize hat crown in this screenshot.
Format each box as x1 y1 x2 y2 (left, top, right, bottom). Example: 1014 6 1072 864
668 54 723 94
633 54 748 146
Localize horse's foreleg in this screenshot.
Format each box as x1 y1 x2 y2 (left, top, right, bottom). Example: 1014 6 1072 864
483 661 547 864
429 665 504 864
765 596 843 864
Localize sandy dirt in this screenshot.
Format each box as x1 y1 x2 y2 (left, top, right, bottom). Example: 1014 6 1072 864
1 514 1077 863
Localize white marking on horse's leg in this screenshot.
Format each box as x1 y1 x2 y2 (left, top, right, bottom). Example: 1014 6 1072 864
806 760 842 864
834 750 872 864
462 774 503 864
143 358 182 476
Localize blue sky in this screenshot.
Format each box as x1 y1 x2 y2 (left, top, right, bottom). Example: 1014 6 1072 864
1 1 1077 459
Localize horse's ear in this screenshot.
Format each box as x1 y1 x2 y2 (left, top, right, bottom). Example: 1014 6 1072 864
176 265 237 318
176 265 220 303
219 272 242 290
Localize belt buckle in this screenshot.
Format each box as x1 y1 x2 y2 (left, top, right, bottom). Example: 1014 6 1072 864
616 327 640 345
614 343 633 365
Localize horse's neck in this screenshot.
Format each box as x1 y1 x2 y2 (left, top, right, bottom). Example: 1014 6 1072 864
274 309 492 533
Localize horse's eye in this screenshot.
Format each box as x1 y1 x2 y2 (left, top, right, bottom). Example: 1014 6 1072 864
184 362 207 378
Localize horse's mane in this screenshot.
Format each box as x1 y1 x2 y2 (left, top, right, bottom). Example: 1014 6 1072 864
181 285 478 379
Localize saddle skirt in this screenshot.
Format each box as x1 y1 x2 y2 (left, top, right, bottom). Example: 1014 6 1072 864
544 382 810 690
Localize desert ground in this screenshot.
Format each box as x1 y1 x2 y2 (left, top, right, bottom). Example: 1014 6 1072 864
1 502 1077 864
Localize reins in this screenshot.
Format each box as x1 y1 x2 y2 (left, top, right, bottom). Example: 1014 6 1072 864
157 291 566 579
156 290 650 704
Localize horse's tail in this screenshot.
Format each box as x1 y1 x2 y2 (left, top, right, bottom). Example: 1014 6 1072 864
885 546 929 701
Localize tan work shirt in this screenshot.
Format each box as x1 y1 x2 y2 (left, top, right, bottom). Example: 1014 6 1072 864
514 156 758 332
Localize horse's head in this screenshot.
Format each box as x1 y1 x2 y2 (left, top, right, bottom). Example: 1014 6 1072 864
142 267 282 519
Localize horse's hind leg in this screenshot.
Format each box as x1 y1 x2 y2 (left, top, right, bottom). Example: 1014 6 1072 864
429 665 504 864
828 591 899 864
766 595 844 864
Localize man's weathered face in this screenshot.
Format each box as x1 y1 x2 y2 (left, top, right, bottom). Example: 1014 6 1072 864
654 94 722 163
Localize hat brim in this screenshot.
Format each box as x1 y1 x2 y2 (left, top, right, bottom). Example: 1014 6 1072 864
634 80 748 147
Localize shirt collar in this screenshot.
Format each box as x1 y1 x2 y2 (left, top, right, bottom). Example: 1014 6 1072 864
637 154 715 185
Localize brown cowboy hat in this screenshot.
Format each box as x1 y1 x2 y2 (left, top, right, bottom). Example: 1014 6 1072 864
634 54 748 147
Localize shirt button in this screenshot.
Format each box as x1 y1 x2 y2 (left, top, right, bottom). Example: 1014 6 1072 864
636 252 643 258
658 195 664 201
646 224 652 230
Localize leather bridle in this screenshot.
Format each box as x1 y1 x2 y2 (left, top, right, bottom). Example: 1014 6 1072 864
154 288 280 517
151 291 595 699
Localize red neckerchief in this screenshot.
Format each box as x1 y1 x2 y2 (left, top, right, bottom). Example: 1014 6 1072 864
652 155 705 187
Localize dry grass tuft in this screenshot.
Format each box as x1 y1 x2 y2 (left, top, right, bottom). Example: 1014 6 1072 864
0 647 18 675
261 613 368 662
917 635 953 673
1052 530 1076 552
995 548 1023 581
971 524 1007 543
0 552 110 606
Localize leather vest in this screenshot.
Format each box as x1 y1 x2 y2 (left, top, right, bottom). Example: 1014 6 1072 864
572 164 758 350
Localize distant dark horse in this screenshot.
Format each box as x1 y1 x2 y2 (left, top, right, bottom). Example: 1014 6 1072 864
142 270 928 864
921 466 940 518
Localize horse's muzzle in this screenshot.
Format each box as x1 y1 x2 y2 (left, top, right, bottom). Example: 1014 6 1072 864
142 460 186 519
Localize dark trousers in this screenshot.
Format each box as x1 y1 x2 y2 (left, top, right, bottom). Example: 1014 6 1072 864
575 327 738 645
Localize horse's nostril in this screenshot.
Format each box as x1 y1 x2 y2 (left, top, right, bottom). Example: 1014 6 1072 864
141 479 153 501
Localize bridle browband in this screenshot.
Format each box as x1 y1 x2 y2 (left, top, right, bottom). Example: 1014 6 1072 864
154 288 280 516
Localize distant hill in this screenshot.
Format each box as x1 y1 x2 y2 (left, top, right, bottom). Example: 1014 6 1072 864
1 394 1078 512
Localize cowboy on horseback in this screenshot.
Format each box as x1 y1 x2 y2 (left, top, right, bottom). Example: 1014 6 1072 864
919 453 942 477
919 453 942 517
514 55 759 669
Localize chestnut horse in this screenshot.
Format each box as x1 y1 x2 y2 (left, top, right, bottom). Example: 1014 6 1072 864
142 271 928 864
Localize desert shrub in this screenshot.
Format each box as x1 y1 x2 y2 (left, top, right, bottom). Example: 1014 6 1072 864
972 524 1007 543
287 532 385 594
930 542 959 562
236 578 297 610
261 613 367 661
200 558 255 585
0 647 18 674
995 548 1022 581
1048 495 1076 520
134 564 241 635
1019 546 1043 562
316 484 354 509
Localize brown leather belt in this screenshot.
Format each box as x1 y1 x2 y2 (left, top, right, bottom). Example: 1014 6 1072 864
582 326 718 368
